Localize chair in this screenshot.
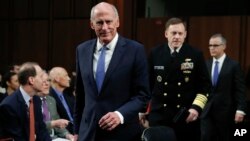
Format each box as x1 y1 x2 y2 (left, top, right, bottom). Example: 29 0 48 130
141 126 176 141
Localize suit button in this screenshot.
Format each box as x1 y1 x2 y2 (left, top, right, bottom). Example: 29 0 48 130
163 104 167 107
178 82 181 86
164 82 168 85
178 94 181 97
177 105 180 108
164 93 167 96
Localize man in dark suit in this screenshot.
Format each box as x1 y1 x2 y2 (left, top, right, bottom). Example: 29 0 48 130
49 67 74 134
201 33 248 141
74 2 151 141
0 62 51 141
144 17 211 141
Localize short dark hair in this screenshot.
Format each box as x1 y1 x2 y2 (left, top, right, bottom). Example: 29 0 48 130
165 17 186 31
1 71 17 88
18 62 38 85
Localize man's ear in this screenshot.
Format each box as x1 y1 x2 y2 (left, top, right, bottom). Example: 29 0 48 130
28 77 34 85
90 21 95 30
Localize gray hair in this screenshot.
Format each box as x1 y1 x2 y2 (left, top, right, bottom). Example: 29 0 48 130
90 2 119 21
210 33 227 45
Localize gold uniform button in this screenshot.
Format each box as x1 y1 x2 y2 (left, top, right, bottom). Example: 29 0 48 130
164 82 168 85
164 93 167 96
163 104 167 107
178 82 181 86
178 94 181 97
177 105 180 108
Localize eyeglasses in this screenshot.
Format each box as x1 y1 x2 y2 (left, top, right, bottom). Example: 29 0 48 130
208 44 223 48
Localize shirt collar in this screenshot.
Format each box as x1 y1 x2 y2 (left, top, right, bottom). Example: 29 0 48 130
213 53 226 64
96 33 118 52
168 45 182 53
20 86 32 106
52 87 63 98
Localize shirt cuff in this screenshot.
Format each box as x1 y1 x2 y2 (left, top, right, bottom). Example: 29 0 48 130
236 110 246 115
115 111 124 124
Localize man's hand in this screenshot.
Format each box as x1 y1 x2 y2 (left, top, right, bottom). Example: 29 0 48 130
186 108 199 123
139 113 149 128
66 133 74 141
235 113 244 123
99 112 121 131
51 119 69 129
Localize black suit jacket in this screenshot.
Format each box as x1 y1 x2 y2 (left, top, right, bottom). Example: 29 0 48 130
202 56 247 120
0 89 51 141
49 88 74 133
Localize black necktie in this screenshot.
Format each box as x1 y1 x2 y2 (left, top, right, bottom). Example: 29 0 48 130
172 48 178 57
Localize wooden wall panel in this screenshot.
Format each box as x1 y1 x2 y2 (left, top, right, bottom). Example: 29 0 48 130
245 17 250 71
52 19 91 72
11 21 49 68
53 0 72 18
136 18 168 54
33 0 49 18
188 16 242 62
0 22 9 71
13 0 29 19
74 0 92 18
0 0 9 19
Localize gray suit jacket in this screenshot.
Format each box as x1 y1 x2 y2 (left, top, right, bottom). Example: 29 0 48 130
44 95 70 139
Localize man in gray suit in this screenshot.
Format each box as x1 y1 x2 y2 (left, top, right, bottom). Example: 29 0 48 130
38 72 74 140
201 33 248 141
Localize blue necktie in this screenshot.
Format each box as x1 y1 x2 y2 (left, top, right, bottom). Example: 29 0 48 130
213 61 219 86
96 46 107 93
59 95 73 122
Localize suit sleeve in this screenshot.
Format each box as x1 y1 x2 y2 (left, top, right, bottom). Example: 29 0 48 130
233 62 247 112
117 45 151 121
74 47 85 134
191 51 211 113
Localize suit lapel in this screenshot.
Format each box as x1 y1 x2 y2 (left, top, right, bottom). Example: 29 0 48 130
101 36 126 92
16 90 29 137
81 40 98 93
217 56 229 85
207 59 213 81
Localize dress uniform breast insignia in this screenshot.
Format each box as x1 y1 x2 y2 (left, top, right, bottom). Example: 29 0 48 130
157 75 162 82
181 58 193 83
181 59 193 70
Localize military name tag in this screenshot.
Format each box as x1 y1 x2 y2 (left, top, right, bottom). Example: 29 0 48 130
154 66 164 70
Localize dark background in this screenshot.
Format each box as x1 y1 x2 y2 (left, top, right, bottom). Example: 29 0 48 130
0 0 250 78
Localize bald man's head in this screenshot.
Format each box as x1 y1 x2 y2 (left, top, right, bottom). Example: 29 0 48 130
49 67 70 91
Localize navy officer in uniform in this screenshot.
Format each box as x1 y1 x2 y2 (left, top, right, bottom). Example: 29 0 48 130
145 17 211 141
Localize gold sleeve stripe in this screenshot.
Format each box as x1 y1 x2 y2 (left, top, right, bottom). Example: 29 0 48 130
192 94 208 109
